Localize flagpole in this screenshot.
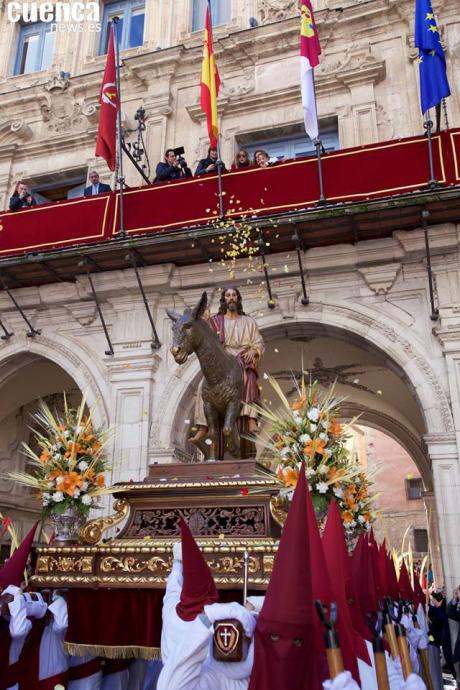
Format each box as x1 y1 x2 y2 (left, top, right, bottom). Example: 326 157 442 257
206 0 225 218
113 17 126 237
423 111 438 189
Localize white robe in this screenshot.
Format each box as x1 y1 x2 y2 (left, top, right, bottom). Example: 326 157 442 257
157 562 253 690
68 654 102 690
100 668 130 690
6 594 32 690
357 639 405 690
39 597 69 680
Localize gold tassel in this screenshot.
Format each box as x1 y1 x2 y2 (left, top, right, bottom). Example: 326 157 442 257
64 642 161 661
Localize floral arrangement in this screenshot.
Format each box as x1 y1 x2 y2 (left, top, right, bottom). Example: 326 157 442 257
7 395 112 518
254 376 377 532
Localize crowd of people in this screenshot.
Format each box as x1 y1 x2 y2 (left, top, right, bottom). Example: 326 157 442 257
1 476 460 690
152 146 280 183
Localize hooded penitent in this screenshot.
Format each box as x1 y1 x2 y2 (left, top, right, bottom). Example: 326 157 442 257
322 500 369 676
175 517 219 622
0 522 38 591
398 560 415 605
248 466 319 690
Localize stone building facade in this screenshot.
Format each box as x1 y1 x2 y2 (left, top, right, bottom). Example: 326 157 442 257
0 0 459 591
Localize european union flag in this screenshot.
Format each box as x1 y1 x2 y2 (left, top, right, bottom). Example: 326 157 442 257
415 0 450 114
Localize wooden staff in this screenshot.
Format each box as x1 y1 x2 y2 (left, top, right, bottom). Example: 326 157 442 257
382 599 399 660
368 613 390 690
316 600 344 679
412 611 434 690
395 624 413 680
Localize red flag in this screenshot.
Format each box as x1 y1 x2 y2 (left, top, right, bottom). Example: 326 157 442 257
96 27 119 171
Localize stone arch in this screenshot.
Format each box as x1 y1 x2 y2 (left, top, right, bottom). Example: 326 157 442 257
0 334 109 427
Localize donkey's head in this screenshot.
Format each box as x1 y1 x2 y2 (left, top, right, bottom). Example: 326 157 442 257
166 292 208 364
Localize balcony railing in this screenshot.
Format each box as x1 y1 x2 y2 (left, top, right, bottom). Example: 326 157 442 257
0 129 459 261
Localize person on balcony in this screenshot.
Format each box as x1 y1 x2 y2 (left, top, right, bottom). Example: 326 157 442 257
154 149 192 183
253 150 280 168
9 181 37 211
194 147 227 176
84 171 111 196
231 149 250 170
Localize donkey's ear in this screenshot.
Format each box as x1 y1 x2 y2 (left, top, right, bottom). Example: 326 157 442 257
166 308 180 322
192 291 208 321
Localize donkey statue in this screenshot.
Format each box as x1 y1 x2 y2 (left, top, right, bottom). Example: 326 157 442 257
166 292 243 461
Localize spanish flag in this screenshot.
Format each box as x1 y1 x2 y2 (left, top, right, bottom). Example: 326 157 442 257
300 0 321 140
200 4 220 148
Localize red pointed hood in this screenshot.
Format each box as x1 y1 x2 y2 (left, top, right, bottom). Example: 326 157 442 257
377 542 389 597
351 532 377 615
0 522 38 591
322 500 368 676
398 560 415 604
249 467 320 690
385 550 399 600
413 572 426 608
175 518 218 622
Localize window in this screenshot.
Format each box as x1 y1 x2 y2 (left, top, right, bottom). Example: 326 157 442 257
100 0 145 54
15 22 55 75
30 169 88 203
192 0 231 31
413 528 428 552
405 477 423 500
243 126 339 163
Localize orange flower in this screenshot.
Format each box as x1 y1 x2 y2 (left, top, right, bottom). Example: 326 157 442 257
330 420 342 437
283 466 299 488
95 473 105 488
303 439 325 457
342 510 354 524
56 471 84 496
39 449 51 464
292 395 306 411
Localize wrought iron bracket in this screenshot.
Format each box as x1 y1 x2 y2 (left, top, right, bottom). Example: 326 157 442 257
257 236 276 310
79 259 114 356
421 209 439 321
126 250 161 350
0 272 40 337
0 315 13 340
292 227 309 305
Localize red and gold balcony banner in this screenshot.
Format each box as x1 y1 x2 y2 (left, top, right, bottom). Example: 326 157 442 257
0 129 459 259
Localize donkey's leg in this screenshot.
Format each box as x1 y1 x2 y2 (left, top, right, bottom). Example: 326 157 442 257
223 401 241 458
203 401 220 462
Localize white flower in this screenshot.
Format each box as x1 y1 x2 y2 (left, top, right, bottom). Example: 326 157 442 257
81 481 89 491
333 487 344 499
55 476 64 485
73 489 81 498
319 432 327 441
81 494 93 506
291 443 300 453
307 407 320 422
78 460 89 471
64 430 70 437
305 467 316 478
53 453 62 461
323 449 332 458
292 410 301 421
358 515 365 524
321 421 329 430
280 447 291 458
316 482 329 494
52 491 64 502
76 425 84 434
318 465 329 475
309 423 317 432
299 433 311 444
42 493 51 505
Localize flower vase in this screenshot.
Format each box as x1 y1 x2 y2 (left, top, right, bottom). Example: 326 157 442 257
50 506 86 544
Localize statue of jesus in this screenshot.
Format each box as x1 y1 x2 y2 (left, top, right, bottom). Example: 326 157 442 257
190 287 264 448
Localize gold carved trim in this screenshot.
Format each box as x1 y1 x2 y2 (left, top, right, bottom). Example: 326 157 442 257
79 498 130 545
270 496 288 528
100 555 171 573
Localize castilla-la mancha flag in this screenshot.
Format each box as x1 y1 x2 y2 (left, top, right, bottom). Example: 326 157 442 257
200 5 221 148
300 0 321 140
96 26 119 171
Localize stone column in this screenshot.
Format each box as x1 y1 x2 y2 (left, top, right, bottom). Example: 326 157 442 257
422 490 443 586
424 434 460 594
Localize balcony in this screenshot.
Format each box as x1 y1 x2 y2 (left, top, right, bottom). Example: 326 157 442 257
0 129 459 289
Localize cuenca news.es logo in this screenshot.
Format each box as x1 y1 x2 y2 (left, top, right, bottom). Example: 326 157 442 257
7 1 101 32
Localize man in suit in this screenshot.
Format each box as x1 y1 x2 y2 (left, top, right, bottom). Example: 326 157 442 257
84 171 111 196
